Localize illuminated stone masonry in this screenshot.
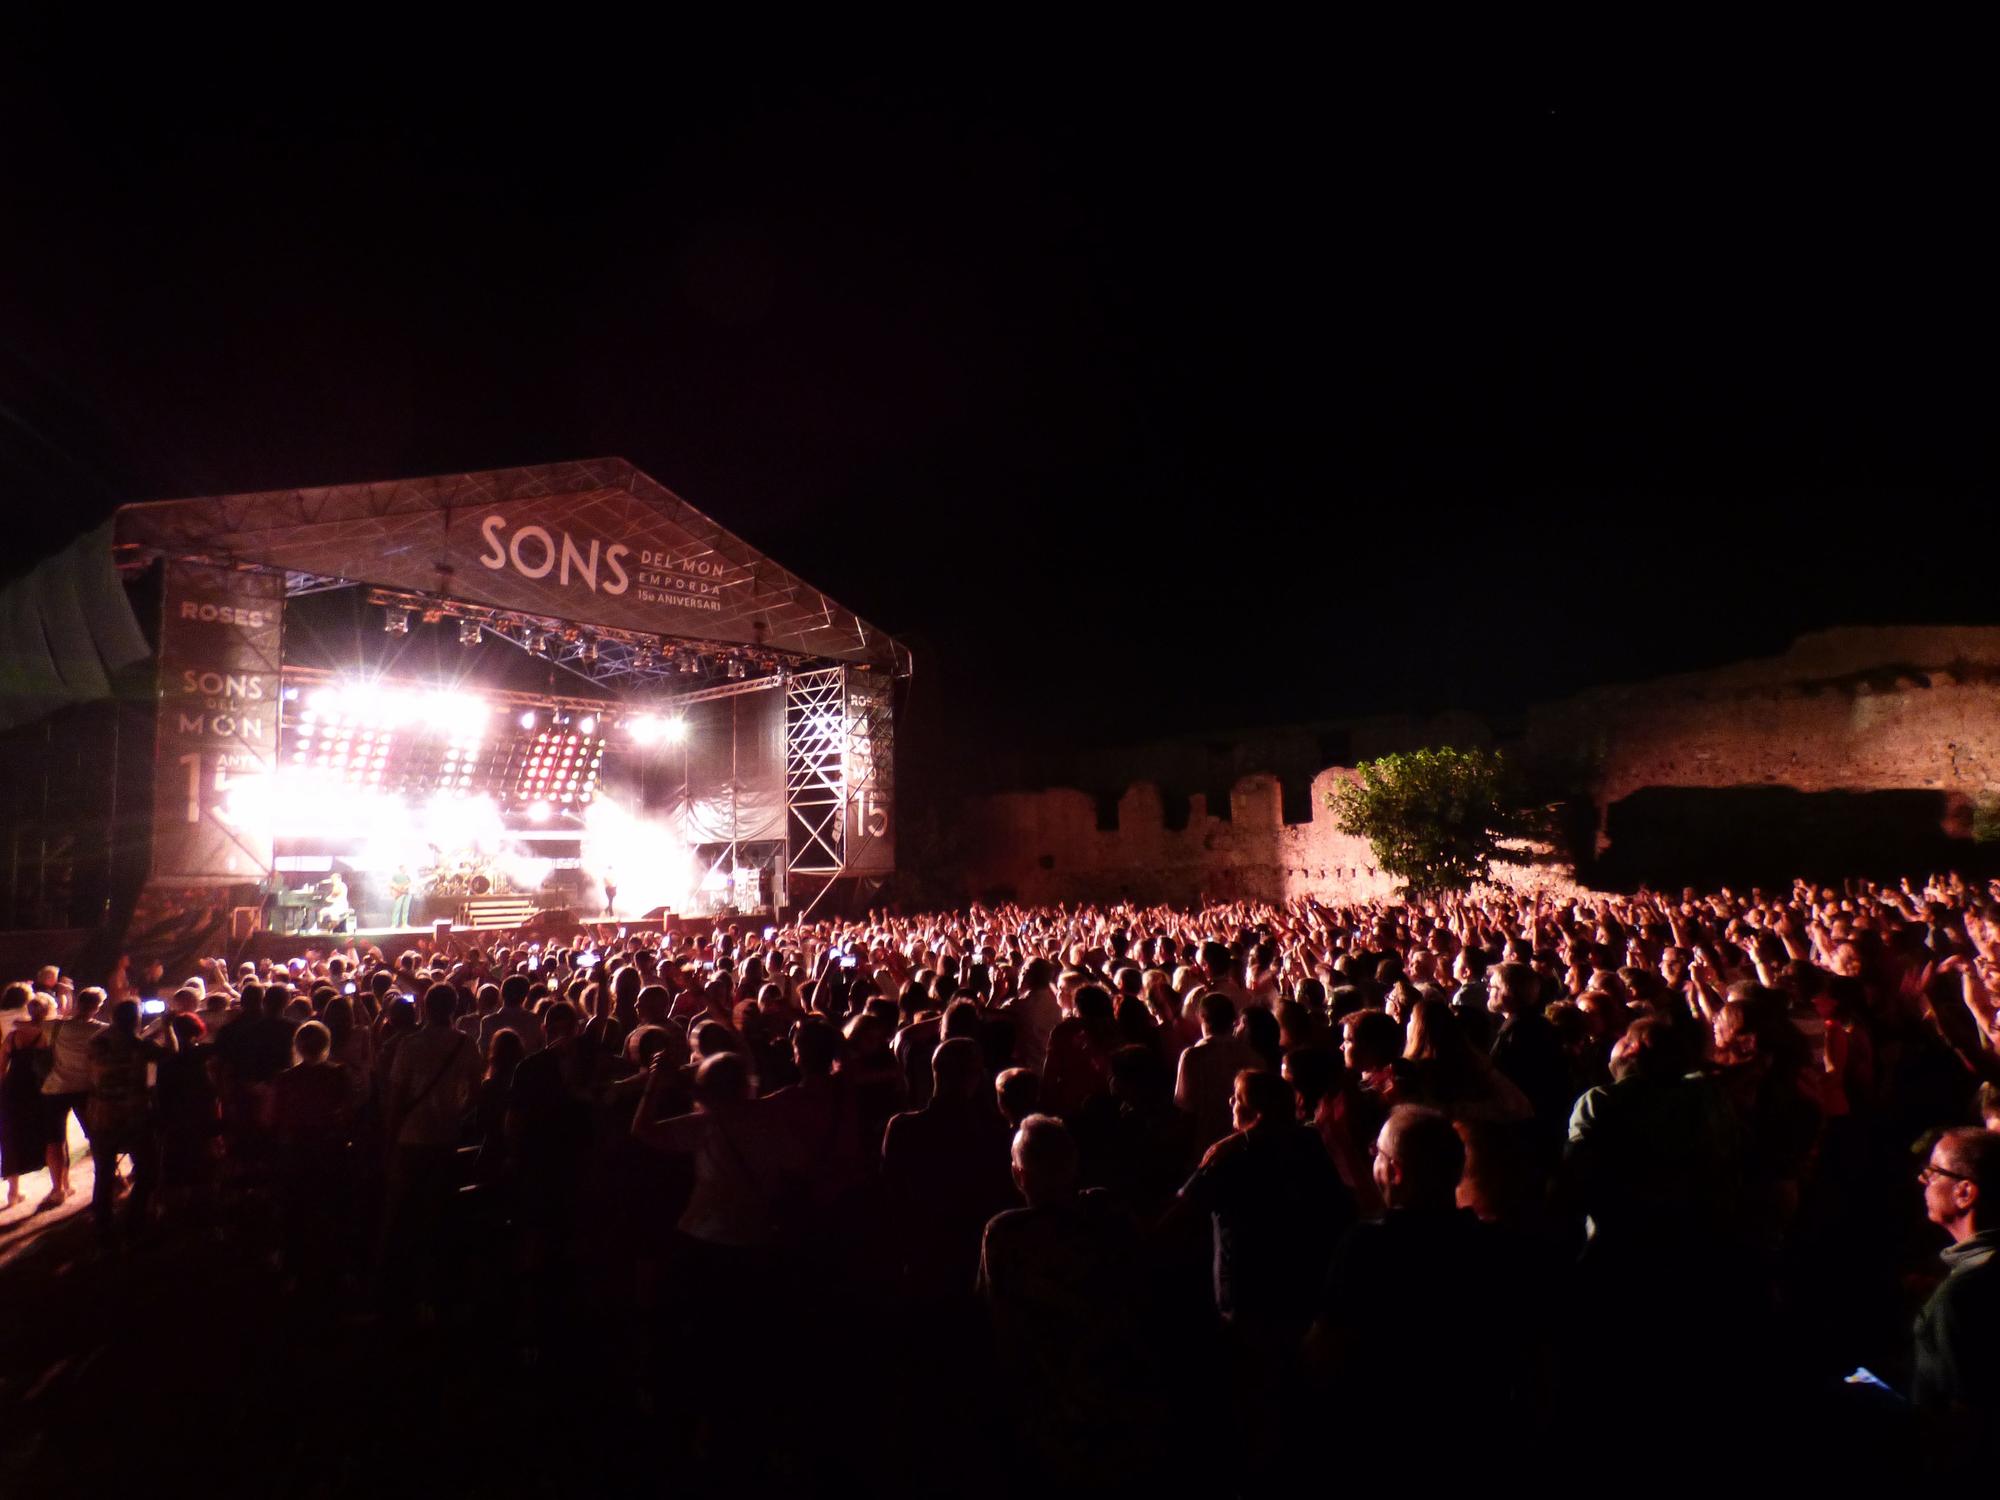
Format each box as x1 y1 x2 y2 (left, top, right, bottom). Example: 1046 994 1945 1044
956 628 2000 901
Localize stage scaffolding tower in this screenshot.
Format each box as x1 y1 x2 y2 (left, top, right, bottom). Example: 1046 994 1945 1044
784 668 848 876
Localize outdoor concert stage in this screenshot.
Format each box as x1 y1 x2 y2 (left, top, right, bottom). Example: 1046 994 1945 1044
0 459 908 980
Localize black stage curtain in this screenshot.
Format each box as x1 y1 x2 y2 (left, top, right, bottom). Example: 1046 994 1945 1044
672 689 784 845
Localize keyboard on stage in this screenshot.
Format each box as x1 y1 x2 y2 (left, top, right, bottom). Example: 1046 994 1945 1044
266 890 319 935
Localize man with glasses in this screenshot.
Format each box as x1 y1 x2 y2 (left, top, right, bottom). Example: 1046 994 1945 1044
1913 1127 2000 1426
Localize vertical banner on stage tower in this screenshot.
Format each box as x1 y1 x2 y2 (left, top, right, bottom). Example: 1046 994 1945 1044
842 670 894 873
151 561 282 882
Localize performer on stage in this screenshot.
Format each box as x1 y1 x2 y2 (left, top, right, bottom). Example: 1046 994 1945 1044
388 863 414 928
602 868 618 917
259 870 284 930
319 871 355 934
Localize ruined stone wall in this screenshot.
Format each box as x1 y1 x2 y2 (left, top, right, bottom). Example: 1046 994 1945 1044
956 768 1580 907
1528 627 2000 847
950 627 2000 902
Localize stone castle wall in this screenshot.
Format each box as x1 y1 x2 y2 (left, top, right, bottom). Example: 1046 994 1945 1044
952 627 2000 902
1528 627 2000 841
957 768 1580 906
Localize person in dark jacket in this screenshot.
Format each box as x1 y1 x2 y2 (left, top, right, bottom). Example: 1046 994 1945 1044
1913 1127 2000 1435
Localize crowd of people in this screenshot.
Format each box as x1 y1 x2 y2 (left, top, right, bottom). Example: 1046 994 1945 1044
2 872 1998 1486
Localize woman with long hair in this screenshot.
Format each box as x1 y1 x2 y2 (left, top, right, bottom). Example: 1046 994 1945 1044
471 1027 526 1179
1 988 51 1209
1710 986 1823 1253
1404 997 1531 1125
321 993 373 1112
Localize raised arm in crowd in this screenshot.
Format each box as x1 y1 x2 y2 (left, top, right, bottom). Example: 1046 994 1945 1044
4 869 1998 1485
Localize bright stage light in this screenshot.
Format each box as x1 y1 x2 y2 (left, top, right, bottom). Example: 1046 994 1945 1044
429 688 486 718
519 709 537 731
577 714 597 736
346 682 386 721
628 713 683 745
527 799 553 822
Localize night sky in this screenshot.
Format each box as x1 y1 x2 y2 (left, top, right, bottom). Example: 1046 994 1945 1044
2 38 1988 784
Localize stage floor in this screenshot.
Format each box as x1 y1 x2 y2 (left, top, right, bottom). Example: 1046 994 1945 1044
239 915 669 964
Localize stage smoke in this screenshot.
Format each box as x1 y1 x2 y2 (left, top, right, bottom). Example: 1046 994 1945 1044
580 792 693 919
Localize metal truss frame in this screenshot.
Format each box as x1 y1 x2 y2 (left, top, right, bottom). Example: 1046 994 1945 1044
784 668 848 876
685 836 785 917
360 587 805 695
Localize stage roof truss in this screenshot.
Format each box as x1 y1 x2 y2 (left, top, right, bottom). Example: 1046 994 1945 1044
278 663 620 717
360 587 836 696
115 457 911 675
284 570 356 596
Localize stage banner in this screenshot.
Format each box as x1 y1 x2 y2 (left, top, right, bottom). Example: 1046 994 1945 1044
843 671 894 873
151 562 282 883
117 463 898 664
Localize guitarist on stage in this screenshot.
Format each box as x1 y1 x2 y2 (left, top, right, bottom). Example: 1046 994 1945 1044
389 863 414 928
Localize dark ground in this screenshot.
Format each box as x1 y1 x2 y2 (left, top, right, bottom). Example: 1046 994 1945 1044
0 1175 1939 1496
0 1182 900 1498
0 1156 1170 1500
0 1205 643 1498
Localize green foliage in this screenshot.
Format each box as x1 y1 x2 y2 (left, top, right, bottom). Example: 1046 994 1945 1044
1328 746 1522 894
1974 793 2000 846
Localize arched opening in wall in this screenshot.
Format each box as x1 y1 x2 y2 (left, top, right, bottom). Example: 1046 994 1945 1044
1280 772 1315 825
1204 743 1234 824
1206 781 1233 822
1162 789 1192 832
1593 786 1996 891
1094 790 1120 832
